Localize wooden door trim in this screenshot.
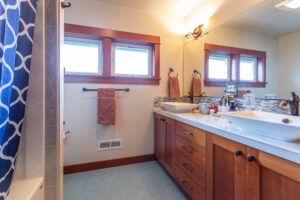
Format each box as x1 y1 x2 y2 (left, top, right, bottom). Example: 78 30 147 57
206 134 213 200
164 118 176 176
212 135 245 153
259 151 300 183
246 147 260 200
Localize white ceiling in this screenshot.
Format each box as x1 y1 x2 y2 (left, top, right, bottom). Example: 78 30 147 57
226 0 300 36
96 0 205 18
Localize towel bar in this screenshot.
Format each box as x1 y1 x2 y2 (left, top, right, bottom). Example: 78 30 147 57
82 88 130 92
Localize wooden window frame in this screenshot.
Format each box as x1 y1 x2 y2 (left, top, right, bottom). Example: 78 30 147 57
204 43 267 88
64 24 161 85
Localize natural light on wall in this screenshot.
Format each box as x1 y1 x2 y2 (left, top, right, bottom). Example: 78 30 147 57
184 0 226 34
276 0 300 10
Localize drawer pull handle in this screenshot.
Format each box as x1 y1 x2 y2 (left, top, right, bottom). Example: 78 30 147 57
182 180 194 192
247 155 255 162
182 146 193 154
183 129 193 136
182 163 194 173
160 118 166 122
235 150 242 157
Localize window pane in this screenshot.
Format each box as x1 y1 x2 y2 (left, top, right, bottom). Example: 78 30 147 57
208 54 229 80
113 44 151 76
240 57 256 81
64 39 101 74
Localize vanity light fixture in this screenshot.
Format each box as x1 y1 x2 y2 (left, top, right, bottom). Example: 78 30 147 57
185 24 208 39
276 0 300 10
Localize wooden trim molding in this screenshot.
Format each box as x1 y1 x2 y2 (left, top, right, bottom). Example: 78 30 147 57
64 24 161 85
65 24 160 44
102 37 112 76
259 151 300 183
205 43 266 58
64 154 156 174
204 80 267 88
204 43 267 88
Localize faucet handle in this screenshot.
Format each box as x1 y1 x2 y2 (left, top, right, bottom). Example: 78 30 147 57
291 92 299 102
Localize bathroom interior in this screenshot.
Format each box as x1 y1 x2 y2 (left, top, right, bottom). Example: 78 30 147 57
1 0 300 199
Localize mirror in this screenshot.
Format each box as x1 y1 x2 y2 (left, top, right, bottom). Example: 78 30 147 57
183 0 300 99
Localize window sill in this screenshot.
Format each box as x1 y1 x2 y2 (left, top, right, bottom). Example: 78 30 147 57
64 74 161 85
204 80 267 88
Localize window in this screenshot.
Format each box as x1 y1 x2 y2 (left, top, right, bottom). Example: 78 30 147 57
64 24 160 85
204 44 266 87
208 54 229 80
64 37 102 75
112 43 153 76
240 56 257 82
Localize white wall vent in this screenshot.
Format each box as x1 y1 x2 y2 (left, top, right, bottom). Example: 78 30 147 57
98 139 122 151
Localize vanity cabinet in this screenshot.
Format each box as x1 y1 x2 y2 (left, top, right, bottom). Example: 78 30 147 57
154 113 300 200
246 148 300 200
206 135 247 200
206 134 300 200
154 115 206 199
154 114 175 176
175 122 206 200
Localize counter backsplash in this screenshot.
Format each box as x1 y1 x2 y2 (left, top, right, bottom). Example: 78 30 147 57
153 96 293 115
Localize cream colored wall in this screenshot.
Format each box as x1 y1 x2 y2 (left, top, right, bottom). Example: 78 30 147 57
64 0 184 165
278 30 300 99
183 25 278 97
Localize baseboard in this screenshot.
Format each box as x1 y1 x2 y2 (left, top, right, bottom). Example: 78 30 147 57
64 154 156 174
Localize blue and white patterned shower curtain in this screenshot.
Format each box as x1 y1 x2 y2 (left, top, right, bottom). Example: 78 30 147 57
0 0 38 199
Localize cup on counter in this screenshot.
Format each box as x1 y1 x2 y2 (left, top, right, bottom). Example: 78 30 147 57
199 103 212 114
243 93 256 107
218 105 228 113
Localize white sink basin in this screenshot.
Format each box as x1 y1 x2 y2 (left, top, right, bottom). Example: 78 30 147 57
221 111 300 142
160 102 198 113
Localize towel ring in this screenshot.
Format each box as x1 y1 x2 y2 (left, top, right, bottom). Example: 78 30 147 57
168 68 174 77
193 69 201 76
168 68 178 77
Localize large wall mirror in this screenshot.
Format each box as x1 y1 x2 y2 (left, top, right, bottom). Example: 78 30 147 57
183 0 300 99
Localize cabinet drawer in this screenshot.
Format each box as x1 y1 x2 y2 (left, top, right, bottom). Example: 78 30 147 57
176 167 205 200
176 154 206 190
176 122 206 147
176 135 206 167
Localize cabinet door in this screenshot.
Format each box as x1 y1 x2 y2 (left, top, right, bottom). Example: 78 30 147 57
164 117 175 176
206 135 246 200
154 114 166 164
246 148 300 200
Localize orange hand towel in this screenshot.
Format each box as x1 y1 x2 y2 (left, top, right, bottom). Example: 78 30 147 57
169 76 180 99
192 76 202 96
97 88 116 125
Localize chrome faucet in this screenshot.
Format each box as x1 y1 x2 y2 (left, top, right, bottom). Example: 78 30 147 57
288 92 299 116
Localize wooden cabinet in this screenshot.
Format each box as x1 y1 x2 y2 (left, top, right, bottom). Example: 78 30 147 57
206 134 246 200
154 114 166 163
164 117 176 175
154 114 175 176
154 113 300 200
175 122 206 199
206 134 300 200
246 148 300 200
